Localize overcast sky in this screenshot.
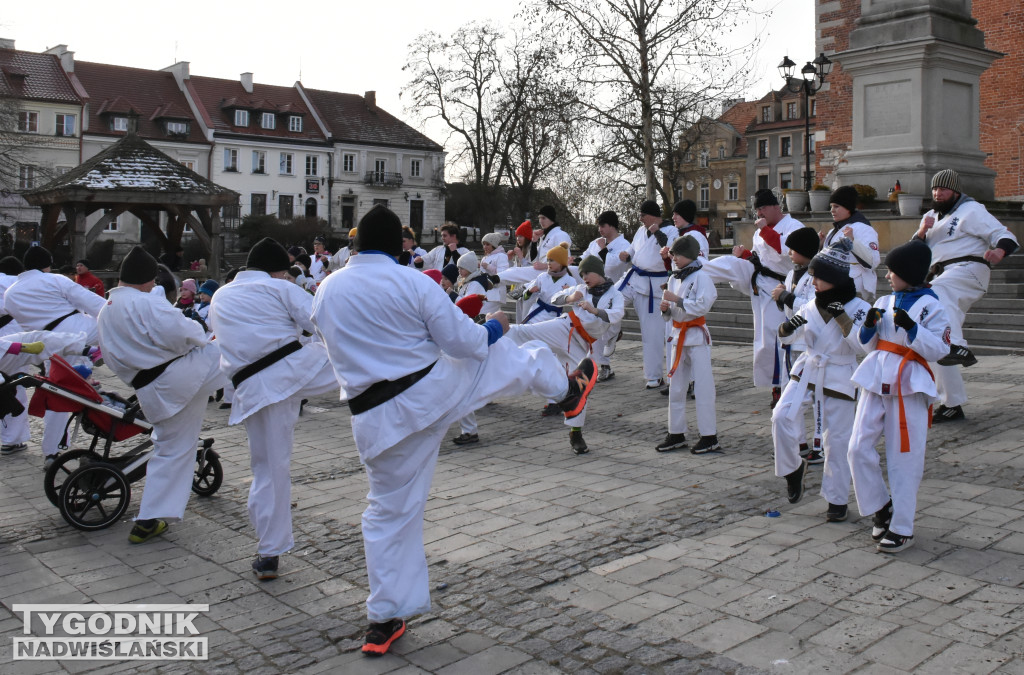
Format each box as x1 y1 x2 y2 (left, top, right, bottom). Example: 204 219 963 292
2 0 814 145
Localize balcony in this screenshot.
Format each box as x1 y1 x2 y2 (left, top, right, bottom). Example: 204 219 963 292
364 171 403 188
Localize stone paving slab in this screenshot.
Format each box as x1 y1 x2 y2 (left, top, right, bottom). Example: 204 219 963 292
0 343 1023 673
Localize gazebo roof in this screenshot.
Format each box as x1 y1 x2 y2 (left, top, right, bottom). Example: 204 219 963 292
23 132 238 207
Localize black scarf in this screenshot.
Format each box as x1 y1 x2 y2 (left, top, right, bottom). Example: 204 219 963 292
670 260 703 281
588 279 614 304
792 264 808 286
814 279 856 310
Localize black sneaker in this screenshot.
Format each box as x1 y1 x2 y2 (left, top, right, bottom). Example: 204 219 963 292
362 618 406 656
785 459 807 504
655 433 687 453
798 443 809 458
877 531 913 553
690 435 720 454
770 386 782 409
1 442 27 455
826 503 848 522
252 554 279 580
558 358 596 418
569 429 588 455
937 344 978 367
541 403 561 417
597 365 615 382
872 500 893 541
932 404 965 423
452 432 479 445
806 448 825 465
660 383 670 396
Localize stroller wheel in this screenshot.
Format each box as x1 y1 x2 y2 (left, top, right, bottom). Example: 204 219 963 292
192 448 222 497
59 462 131 531
44 449 102 507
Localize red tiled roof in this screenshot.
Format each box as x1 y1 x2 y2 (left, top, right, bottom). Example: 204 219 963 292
0 49 81 104
188 75 325 142
718 100 759 140
74 61 208 144
304 88 442 152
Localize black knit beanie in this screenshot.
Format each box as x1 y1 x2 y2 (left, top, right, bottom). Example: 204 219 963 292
539 205 557 222
119 246 159 284
0 256 24 276
785 227 820 261
355 205 403 257
23 246 52 271
246 237 291 273
753 189 779 208
441 263 459 286
672 200 697 223
829 186 858 213
596 210 619 229
886 239 932 287
639 200 661 217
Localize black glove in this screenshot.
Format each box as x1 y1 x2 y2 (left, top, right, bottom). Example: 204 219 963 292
825 301 846 318
893 308 916 331
780 314 808 336
864 307 885 329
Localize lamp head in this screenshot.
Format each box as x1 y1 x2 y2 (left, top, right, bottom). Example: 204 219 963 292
777 55 796 81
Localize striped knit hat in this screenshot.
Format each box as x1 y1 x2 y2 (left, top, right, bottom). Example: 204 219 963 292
930 169 961 193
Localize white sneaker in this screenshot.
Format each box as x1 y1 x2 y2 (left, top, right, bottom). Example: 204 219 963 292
645 379 663 389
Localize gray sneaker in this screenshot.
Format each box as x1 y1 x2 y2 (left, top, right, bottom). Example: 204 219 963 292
1 442 27 455
597 365 615 382
43 454 59 472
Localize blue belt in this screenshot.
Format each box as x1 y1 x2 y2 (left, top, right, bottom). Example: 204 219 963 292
618 265 669 313
524 298 562 323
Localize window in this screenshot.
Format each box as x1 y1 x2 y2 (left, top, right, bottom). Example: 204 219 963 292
166 121 188 135
757 174 769 190
718 146 726 159
224 148 238 172
55 114 76 137
305 155 318 176
251 193 267 216
105 211 119 232
18 165 34 190
261 112 275 129
18 111 38 132
727 182 738 200
808 134 816 154
761 106 770 122
278 195 294 219
781 137 792 157
683 151 692 162
180 160 195 171
252 150 266 174
810 98 817 117
234 110 249 126
410 159 421 178
280 152 293 174
112 117 129 132
343 153 355 173
372 198 389 208
780 172 793 190
699 184 710 210
698 150 709 168
288 116 302 132
758 139 768 159
374 158 386 182
787 102 797 119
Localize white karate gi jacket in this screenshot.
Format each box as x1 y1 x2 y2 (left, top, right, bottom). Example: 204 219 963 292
0 273 23 336
778 268 815 352
920 198 1018 265
208 270 333 425
537 226 572 261
550 281 625 344
524 270 581 323
5 269 105 333
752 215 802 284
787 297 871 403
420 244 471 271
621 223 679 297
311 253 495 462
97 287 222 424
480 249 509 310
581 235 631 282
663 266 717 346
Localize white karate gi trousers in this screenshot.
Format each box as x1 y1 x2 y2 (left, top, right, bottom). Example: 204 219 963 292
773 386 855 505
2 387 29 446
506 319 591 428
667 343 716 436
458 412 477 435
929 263 988 408
362 339 566 622
593 323 617 367
618 285 666 382
847 391 928 536
703 256 784 388
781 348 808 448
245 363 338 556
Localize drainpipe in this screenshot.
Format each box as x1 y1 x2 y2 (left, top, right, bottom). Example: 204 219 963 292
326 153 333 229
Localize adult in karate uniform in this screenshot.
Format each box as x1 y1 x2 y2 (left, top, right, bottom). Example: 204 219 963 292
581 211 631 382
208 238 340 580
311 205 596 656
96 247 224 543
416 223 470 271
4 246 105 467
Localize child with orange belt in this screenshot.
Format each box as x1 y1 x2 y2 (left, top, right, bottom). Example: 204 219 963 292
848 239 951 553
656 236 719 454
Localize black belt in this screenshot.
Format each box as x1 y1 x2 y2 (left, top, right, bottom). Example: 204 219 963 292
42 310 79 332
131 355 185 389
927 255 989 282
231 340 302 388
348 361 436 415
0 315 13 330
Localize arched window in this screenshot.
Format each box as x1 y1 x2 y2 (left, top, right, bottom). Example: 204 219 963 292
305 198 317 218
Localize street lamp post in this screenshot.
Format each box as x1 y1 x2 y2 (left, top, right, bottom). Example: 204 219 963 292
779 53 832 191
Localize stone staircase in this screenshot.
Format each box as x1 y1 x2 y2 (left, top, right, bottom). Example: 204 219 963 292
611 253 1024 356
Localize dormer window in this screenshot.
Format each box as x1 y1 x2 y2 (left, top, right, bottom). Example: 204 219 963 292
288 116 302 132
261 112 275 129
234 109 249 127
166 121 188 135
112 117 129 132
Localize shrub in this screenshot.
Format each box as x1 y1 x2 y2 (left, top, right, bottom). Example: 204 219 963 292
852 184 877 202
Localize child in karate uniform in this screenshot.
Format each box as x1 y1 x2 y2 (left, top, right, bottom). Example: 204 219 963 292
848 239 950 552
773 239 871 522
655 236 719 454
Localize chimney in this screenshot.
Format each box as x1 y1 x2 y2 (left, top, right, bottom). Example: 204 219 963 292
365 90 376 109
43 44 75 73
0 38 14 50
721 97 743 116
161 61 190 87
241 72 253 93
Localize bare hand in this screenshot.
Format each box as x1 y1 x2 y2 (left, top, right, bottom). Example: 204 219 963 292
448 242 458 251
659 299 671 312
984 248 1006 265
732 245 747 257
413 256 423 265
771 283 785 301
485 311 509 334
916 215 935 240
754 217 767 229
663 289 679 303
843 226 854 239
532 261 547 271
659 245 671 259
577 300 594 313
565 291 583 304
597 237 607 249
618 251 630 262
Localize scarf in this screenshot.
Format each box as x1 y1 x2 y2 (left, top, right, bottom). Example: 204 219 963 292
670 260 703 281
814 279 856 311
588 279 614 305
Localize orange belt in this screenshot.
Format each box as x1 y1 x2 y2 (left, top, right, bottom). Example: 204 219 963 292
668 316 707 377
567 310 597 354
877 339 933 452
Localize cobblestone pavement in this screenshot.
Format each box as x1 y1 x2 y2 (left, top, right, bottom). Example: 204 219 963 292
1 343 1022 674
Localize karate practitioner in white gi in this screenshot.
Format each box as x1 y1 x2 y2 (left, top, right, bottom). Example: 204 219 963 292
5 245 106 468
208 238 340 580
97 247 225 543
847 239 951 553
311 205 597 656
703 189 802 404
913 169 1019 422
534 205 573 260
416 223 470 271
479 232 509 315
581 211 631 382
0 256 29 455
821 185 880 299
617 200 678 388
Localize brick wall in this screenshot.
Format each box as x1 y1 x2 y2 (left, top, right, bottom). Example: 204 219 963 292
814 0 859 189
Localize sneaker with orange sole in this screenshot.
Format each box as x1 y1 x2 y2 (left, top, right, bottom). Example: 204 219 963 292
559 358 597 418
362 618 406 656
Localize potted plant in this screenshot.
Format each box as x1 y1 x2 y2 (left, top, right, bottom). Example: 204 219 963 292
783 188 808 213
808 184 831 212
898 192 924 216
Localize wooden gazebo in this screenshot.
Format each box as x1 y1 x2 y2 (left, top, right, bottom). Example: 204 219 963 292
22 130 238 275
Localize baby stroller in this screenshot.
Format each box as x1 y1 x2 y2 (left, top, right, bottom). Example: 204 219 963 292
7 355 223 531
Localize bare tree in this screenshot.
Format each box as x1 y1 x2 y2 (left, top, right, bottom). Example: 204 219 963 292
0 96 55 225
